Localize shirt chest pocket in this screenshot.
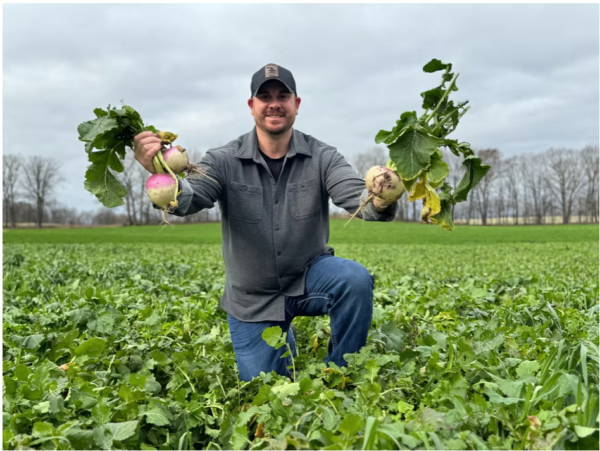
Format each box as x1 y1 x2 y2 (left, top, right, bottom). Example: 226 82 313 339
288 176 321 220
228 181 263 223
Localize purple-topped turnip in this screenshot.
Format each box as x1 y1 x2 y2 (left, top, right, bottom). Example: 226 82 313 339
78 105 210 224
146 173 179 209
163 146 189 174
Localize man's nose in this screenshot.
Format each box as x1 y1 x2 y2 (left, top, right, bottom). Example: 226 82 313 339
267 98 282 108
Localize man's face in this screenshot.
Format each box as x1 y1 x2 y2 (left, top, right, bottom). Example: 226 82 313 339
248 80 301 136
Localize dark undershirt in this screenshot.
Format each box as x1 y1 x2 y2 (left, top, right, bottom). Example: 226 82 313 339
259 149 286 182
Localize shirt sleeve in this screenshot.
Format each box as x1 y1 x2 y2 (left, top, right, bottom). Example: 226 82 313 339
324 148 398 222
153 150 224 217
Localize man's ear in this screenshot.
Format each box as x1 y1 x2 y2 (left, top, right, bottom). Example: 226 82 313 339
295 96 301 113
248 98 254 112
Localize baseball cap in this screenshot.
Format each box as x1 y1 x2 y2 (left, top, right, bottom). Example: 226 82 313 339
251 63 297 97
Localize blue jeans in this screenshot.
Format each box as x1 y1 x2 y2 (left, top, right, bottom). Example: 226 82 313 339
227 255 374 382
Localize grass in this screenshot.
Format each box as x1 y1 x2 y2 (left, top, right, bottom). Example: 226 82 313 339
3 219 598 245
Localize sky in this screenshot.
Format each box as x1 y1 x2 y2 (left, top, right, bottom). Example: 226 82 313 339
3 2 599 213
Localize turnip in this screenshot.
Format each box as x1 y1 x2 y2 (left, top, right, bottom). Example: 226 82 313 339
146 173 178 209
148 141 212 223
346 165 405 224
79 105 211 221
163 146 189 174
372 58 491 230
154 134 212 182
364 165 405 202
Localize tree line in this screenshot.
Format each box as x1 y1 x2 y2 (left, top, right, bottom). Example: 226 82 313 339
2 150 221 228
3 144 598 228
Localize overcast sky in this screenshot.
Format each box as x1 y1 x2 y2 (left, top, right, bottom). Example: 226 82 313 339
3 2 599 213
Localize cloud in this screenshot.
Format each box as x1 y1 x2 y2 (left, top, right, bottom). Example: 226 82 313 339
3 2 598 212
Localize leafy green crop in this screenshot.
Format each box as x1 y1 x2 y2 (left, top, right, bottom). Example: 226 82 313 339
377 59 490 231
77 105 157 208
3 242 599 450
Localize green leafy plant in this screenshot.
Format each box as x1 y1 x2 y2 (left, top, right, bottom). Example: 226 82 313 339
3 240 598 450
376 58 491 230
262 326 296 382
77 105 208 215
77 105 156 208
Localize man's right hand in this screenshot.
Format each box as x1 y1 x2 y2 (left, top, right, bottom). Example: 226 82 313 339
133 131 162 174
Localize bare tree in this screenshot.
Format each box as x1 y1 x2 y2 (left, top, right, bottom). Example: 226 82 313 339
545 147 583 224
46 199 80 226
581 145 599 223
521 153 554 224
577 196 585 223
183 146 208 223
395 195 408 221
473 148 502 225
117 152 142 225
504 156 523 225
77 210 95 226
494 159 511 224
466 195 475 224
3 154 22 228
441 148 464 221
352 146 387 177
21 156 63 228
136 163 153 224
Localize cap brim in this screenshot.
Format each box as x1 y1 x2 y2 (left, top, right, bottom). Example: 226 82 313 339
252 79 295 97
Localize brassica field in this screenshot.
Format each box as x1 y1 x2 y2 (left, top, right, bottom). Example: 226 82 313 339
3 222 599 450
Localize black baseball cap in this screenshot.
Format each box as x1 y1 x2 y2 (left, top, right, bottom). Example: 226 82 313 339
251 63 297 97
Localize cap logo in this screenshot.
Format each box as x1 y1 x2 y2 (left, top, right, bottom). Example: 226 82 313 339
265 64 279 78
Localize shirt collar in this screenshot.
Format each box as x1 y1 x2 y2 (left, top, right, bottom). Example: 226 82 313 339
235 127 312 161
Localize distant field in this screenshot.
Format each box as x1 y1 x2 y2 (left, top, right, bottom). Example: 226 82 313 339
3 219 598 245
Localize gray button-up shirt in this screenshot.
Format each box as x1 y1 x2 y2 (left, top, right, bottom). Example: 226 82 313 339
168 127 398 322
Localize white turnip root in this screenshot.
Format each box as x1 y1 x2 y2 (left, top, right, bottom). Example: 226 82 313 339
146 173 178 209
364 165 405 202
163 146 189 174
345 165 404 226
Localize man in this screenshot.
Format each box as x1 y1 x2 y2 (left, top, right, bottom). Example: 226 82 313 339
133 63 401 382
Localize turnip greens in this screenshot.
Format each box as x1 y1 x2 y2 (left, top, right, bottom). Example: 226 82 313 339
78 106 201 214
77 105 157 208
377 59 490 230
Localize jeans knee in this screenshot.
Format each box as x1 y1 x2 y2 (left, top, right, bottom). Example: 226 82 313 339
339 261 374 297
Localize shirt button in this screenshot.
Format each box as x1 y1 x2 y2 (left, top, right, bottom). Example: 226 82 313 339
277 251 282 256
275 199 279 204
275 227 279 231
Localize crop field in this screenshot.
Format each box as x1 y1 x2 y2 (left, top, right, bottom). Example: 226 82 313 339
3 222 599 450
3 220 598 245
